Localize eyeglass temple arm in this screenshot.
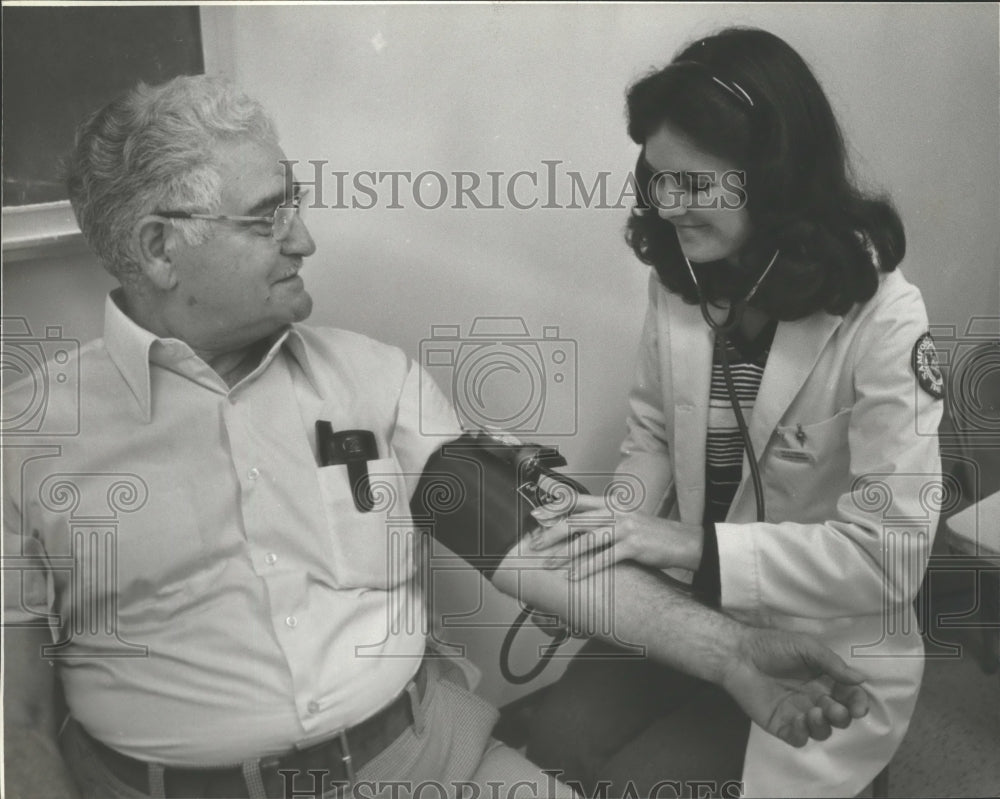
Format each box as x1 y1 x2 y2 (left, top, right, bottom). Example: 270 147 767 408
155 189 307 222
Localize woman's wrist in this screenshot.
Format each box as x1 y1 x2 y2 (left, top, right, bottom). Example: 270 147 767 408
665 520 704 571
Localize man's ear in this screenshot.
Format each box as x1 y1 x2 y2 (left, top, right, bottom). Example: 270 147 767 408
135 216 181 291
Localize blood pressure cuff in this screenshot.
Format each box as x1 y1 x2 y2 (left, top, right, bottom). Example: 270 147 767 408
410 432 588 581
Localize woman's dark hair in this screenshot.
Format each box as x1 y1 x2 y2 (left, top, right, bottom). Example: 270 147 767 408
625 27 905 319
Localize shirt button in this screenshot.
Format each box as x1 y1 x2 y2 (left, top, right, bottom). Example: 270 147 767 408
285 615 297 628
248 467 260 480
265 552 278 565
307 700 320 714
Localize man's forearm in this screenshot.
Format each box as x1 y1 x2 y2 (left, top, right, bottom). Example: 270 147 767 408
490 546 740 685
3 626 81 799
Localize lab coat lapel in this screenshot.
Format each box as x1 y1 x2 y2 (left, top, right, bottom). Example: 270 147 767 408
665 293 714 523
729 312 843 519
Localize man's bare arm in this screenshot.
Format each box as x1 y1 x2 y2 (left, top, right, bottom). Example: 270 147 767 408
490 545 869 747
3 625 82 799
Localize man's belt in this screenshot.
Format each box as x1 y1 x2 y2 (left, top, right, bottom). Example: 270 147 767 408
81 660 429 799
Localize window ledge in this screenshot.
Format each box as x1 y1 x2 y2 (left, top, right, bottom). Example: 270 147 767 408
2 202 87 263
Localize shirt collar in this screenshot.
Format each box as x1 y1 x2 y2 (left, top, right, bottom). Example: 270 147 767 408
279 326 321 394
103 290 322 421
104 290 158 421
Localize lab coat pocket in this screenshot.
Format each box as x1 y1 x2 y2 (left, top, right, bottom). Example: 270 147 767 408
764 409 852 522
316 456 415 589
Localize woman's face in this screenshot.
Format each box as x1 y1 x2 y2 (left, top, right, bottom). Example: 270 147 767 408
644 123 752 264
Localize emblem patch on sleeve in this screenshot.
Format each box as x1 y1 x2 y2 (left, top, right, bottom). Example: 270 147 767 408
912 333 944 399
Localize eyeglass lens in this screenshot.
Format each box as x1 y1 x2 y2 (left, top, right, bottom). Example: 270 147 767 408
273 204 305 241
273 189 308 241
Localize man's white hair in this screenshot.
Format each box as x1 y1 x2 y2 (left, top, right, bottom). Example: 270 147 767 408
66 75 279 281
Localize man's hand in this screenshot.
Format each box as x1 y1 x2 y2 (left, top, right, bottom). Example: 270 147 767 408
491 545 871 749
721 626 870 748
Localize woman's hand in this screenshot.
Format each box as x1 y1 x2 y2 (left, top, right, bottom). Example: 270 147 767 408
528 494 704 579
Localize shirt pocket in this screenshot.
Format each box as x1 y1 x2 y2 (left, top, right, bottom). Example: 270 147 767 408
763 408 852 522
316 456 415 589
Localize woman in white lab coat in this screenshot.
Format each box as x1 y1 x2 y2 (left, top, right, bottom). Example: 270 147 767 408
527 27 943 798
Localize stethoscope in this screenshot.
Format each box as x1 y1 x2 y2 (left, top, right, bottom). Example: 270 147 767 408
500 249 781 685
683 248 781 525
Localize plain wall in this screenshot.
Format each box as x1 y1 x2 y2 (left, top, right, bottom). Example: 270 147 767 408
3 3 998 704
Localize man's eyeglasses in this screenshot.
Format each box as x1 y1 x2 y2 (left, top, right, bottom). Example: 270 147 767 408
155 188 310 242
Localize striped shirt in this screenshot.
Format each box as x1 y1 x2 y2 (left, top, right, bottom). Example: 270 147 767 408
704 320 777 524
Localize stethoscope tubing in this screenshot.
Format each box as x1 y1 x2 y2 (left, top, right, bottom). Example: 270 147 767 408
714 323 767 523
500 248 779 684
686 249 781 525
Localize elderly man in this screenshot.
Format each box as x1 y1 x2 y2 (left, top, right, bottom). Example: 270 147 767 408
4 76 868 799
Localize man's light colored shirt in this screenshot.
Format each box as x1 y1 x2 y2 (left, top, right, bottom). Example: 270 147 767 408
3 292 462 764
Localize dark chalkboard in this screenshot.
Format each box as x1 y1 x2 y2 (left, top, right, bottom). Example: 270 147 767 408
2 6 204 207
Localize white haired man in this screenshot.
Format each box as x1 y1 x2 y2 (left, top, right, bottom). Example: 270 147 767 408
4 75 868 799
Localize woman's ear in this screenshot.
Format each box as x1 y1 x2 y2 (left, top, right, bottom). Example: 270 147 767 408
134 216 180 291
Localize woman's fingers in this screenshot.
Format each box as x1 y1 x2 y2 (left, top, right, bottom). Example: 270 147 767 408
532 490 606 523
528 518 574 550
538 526 618 573
530 509 616 550
567 542 622 581
541 526 616 560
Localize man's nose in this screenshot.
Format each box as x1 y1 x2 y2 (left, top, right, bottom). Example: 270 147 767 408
282 214 316 257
